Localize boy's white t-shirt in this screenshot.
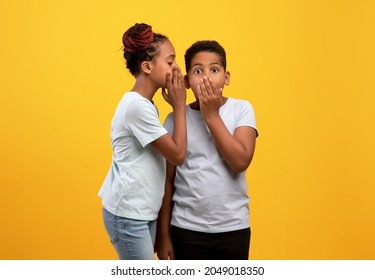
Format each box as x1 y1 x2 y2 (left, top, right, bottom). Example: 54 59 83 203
99 92 167 221
164 98 257 233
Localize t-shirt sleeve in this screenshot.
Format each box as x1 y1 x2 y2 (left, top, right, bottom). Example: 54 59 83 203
125 99 167 147
163 112 175 135
236 101 259 137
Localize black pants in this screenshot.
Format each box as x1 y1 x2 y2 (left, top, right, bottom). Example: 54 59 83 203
170 226 250 260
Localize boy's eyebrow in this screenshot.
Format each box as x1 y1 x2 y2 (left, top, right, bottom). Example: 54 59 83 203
191 62 221 67
191 63 203 67
166 54 176 59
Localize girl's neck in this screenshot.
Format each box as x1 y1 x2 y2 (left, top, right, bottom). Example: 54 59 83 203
131 76 157 102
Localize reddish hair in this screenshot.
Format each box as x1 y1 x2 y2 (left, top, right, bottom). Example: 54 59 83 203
122 23 168 76
122 23 154 53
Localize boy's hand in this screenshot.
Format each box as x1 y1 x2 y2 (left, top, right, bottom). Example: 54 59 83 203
162 65 186 109
197 76 222 120
155 236 175 260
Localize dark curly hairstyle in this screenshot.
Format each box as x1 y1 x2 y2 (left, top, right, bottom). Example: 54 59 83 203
122 23 168 76
184 40 227 73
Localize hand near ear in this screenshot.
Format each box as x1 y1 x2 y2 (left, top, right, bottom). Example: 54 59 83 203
162 65 186 109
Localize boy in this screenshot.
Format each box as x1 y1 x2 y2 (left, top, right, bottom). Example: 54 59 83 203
157 40 258 260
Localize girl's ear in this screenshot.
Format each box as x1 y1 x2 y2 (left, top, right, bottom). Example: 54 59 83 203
224 71 231 85
141 61 152 74
184 75 190 89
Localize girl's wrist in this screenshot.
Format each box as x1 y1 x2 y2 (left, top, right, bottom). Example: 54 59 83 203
172 103 186 111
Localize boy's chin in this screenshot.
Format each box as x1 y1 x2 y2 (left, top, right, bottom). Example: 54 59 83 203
189 100 200 110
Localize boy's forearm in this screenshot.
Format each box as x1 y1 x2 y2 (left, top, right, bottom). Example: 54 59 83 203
158 205 172 237
158 178 174 237
205 115 254 173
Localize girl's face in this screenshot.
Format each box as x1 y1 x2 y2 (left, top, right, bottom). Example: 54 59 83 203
186 51 230 98
149 39 177 88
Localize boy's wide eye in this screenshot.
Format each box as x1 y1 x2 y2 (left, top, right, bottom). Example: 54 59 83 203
193 69 202 74
212 67 219 73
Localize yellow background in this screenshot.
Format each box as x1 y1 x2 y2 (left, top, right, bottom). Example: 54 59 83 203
1 0 374 259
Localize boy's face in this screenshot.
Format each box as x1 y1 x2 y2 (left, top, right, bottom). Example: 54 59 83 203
185 51 230 99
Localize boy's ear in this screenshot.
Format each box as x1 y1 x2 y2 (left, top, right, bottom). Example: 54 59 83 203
141 61 152 74
184 75 190 89
225 71 231 85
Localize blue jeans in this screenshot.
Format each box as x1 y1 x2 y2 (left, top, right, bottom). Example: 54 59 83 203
102 207 157 260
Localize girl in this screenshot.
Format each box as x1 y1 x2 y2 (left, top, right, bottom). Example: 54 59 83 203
99 23 187 260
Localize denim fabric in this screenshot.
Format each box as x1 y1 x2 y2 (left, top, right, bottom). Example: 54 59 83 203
102 207 156 260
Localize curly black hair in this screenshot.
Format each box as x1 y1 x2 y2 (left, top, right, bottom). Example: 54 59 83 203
184 40 227 73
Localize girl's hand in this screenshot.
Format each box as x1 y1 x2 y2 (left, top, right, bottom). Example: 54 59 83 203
197 76 222 120
162 65 186 109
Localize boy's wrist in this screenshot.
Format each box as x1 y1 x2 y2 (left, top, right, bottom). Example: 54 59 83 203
158 231 171 238
204 112 221 123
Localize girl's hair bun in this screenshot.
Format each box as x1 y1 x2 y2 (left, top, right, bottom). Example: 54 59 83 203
122 23 154 53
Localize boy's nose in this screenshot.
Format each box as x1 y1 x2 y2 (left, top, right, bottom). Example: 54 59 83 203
203 71 211 78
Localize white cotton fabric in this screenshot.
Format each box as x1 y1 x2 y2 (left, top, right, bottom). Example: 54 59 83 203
99 92 167 220
164 98 257 233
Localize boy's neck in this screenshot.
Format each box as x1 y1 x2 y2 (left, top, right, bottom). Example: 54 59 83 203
189 97 228 111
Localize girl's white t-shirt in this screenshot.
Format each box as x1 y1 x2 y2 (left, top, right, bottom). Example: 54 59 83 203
99 92 167 221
